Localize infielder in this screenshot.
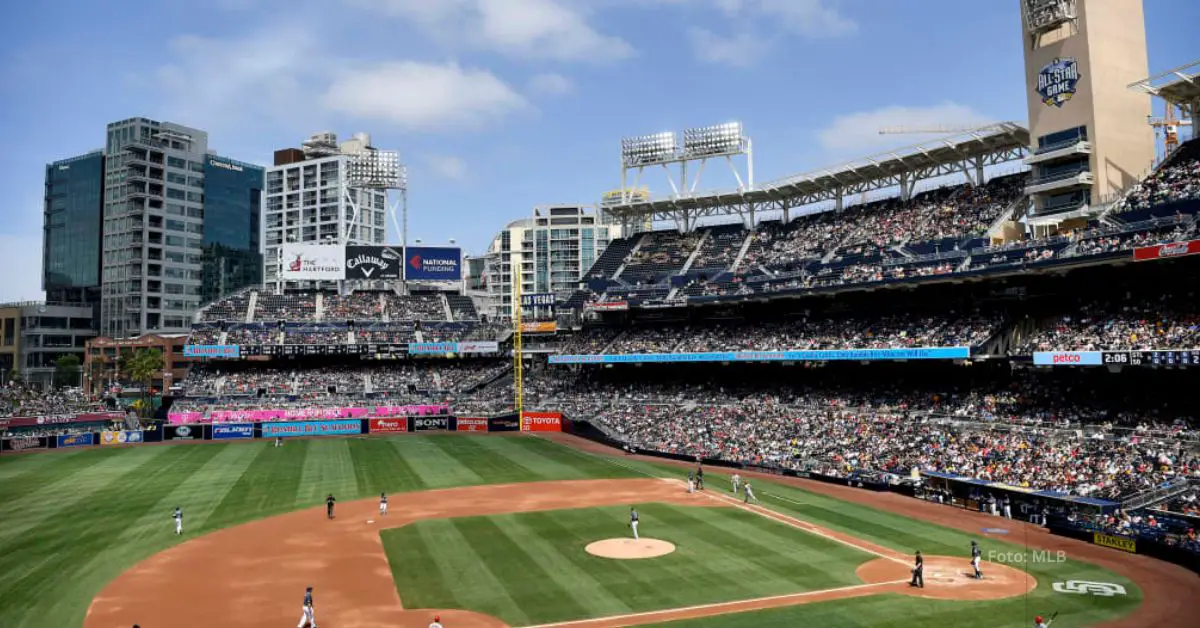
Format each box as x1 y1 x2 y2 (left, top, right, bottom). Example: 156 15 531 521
970 540 983 579
172 506 183 535
380 492 388 516
731 473 741 494
743 481 758 504
695 466 705 491
910 551 924 588
298 586 316 628
630 507 640 540
326 494 336 520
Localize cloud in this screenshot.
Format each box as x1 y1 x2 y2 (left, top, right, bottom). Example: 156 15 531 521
716 0 857 37
816 102 994 155
686 0 855 67
0 230 45 302
350 0 634 62
423 155 469 181
688 28 770 68
324 62 527 132
528 72 574 95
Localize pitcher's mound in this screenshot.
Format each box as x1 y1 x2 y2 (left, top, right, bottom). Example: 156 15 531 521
586 538 676 559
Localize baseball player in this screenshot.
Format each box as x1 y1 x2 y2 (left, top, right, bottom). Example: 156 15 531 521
1035 614 1056 628
970 540 983 579
910 551 924 588
380 492 388 516
687 471 695 493
743 481 758 504
326 494 336 520
1002 495 1013 519
695 466 704 491
172 506 183 535
731 473 742 494
298 586 316 628
630 507 640 540
429 615 444 628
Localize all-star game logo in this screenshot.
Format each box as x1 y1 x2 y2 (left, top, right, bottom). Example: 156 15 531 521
1037 57 1081 108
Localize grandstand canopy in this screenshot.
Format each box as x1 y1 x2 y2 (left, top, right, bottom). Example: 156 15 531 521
1129 59 1200 109
604 122 1029 229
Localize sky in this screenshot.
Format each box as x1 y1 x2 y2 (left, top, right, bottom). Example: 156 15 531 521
0 0 1197 302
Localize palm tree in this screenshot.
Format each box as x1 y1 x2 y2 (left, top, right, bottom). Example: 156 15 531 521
121 348 162 419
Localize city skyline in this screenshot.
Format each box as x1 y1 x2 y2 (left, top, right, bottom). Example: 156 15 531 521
3 0 1198 302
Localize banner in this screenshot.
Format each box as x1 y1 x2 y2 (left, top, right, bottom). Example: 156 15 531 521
212 423 254 440
168 412 206 424
550 347 971 364
1133 239 1200 262
488 415 521 432
100 430 144 446
2 436 50 452
1032 351 1103 366
412 416 449 432
261 420 361 438
375 404 448 417
456 417 488 432
280 242 346 281
1093 532 1137 553
405 246 462 281
164 425 200 441
521 321 558 334
57 433 94 448
345 245 403 280
408 342 459 355
1 412 125 429
206 407 369 423
521 411 562 433
458 341 499 354
183 344 240 358
368 418 409 433
521 293 556 308
587 301 629 312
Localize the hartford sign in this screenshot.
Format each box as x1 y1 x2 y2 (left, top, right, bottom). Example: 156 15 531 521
521 411 563 433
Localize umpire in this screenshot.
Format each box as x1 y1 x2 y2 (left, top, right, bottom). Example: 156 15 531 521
695 465 704 491
909 550 924 588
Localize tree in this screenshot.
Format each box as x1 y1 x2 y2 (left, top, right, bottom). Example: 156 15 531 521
54 354 82 389
121 348 162 419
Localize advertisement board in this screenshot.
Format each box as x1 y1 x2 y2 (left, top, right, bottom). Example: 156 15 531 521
1133 238 1200 262
212 423 255 440
458 341 499 354
412 416 450 432
168 411 206 424
368 418 409 433
488 415 521 432
521 293 556 308
57 433 95 448
345 245 404 280
456 417 488 432
1032 351 1103 366
588 301 629 312
183 344 241 358
550 347 971 364
279 242 346 281
408 342 459 356
100 430 144 446
375 404 448 417
1093 532 1137 553
1 436 50 452
405 246 462 281
164 425 200 441
0 411 124 429
521 411 563 433
261 420 361 438
521 321 558 334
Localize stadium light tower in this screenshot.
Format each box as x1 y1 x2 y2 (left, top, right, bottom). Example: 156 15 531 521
344 149 410 289
618 122 752 204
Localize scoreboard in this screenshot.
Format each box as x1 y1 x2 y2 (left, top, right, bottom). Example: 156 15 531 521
1102 350 1200 367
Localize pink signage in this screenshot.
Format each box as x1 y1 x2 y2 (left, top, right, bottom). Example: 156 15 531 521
168 404 448 424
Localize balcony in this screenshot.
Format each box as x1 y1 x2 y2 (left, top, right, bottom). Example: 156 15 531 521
1024 140 1092 166
1025 170 1094 195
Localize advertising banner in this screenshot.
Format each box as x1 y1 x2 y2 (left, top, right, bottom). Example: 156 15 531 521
2 436 50 452
57 433 95 448
550 347 971 364
521 293 556 308
1133 238 1200 262
412 416 450 432
1093 532 1137 553
207 407 369 423
368 418 409 433
100 430 144 446
142 425 164 443
375 404 448 417
345 245 404 280
521 411 563 433
1 412 125 429
1032 351 1103 366
408 342 459 355
405 246 462 281
588 301 629 312
164 425 201 441
521 321 558 334
168 412 206 424
261 420 361 438
280 242 346 281
212 423 255 440
456 417 488 432
458 341 499 354
488 415 521 432
183 344 241 358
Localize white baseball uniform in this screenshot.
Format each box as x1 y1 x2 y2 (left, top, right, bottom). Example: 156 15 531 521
732 474 741 493
173 509 183 535
744 484 757 504
298 590 315 628
380 495 388 515
630 510 640 540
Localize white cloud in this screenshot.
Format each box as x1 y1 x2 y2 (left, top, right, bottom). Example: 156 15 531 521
688 28 770 68
529 72 574 95
816 102 994 154
0 230 45 302
423 155 469 181
350 0 634 62
324 62 527 132
716 0 857 37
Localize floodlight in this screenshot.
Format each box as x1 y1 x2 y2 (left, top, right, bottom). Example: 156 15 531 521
683 122 746 158
347 150 402 189
621 131 678 167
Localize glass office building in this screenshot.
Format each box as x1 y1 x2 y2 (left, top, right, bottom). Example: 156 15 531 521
43 151 105 306
201 157 263 303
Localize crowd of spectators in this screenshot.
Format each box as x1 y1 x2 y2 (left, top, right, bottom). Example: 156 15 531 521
1112 141 1200 214
0 385 103 418
324 293 384 320
1015 296 1200 353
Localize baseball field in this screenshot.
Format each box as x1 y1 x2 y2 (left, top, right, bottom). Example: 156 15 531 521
0 433 1175 627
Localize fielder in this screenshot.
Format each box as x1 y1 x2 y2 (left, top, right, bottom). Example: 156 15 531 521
380 492 388 516
429 615 444 628
743 481 758 504
298 586 316 628
687 471 695 493
630 507 640 540
172 506 183 535
326 494 336 520
970 540 983 579
695 466 704 491
731 473 742 494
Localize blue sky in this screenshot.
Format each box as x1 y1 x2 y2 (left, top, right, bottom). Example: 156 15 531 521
1 0 1197 302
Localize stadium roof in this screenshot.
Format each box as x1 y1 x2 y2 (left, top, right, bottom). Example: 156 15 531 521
604 122 1029 226
1129 59 1200 109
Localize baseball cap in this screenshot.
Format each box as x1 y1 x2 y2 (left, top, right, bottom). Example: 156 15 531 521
1036 616 1043 623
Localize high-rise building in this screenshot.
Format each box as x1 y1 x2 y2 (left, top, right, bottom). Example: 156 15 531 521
200 157 263 304
473 206 620 320
262 132 388 286
43 151 105 309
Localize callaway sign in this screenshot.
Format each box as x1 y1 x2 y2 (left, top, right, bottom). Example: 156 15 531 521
345 246 402 280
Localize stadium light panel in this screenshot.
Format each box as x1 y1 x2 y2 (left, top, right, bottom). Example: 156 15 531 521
621 131 678 167
683 122 746 158
347 150 403 189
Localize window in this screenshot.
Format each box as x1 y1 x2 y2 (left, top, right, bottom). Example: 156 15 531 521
166 219 187 232
186 191 203 203
189 161 204 173
165 235 185 247
166 203 186 216
186 222 203 235
165 251 185 263
167 157 187 169
166 188 185 200
187 176 204 188
187 207 204 219
166 172 188 185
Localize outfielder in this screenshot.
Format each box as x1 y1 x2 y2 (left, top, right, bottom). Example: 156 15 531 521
743 481 758 504
970 540 983 579
731 473 741 494
429 615 444 628
298 586 316 628
326 494 336 520
380 492 388 516
172 506 183 535
630 507 640 540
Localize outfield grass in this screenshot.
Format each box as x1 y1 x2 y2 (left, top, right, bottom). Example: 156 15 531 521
382 503 872 625
0 435 639 628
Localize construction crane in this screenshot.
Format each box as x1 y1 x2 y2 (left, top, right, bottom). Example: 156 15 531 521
1148 105 1193 155
878 123 1006 135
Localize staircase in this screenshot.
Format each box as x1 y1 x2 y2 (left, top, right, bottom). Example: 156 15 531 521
380 293 390 322
218 331 228 344
1121 477 1193 511
613 234 649 281
244 290 259 323
890 245 914 259
986 194 1030 239
440 294 454 321
729 233 755 272
678 230 710 275
315 293 325 321
957 255 972 272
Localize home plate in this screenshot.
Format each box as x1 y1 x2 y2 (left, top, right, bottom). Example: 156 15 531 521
367 520 375 524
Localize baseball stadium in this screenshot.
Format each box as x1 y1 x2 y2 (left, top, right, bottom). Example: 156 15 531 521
3 1 1200 627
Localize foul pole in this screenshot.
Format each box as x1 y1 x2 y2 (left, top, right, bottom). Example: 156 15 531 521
512 277 524 418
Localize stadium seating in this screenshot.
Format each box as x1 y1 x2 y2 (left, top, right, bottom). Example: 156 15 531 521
1112 139 1200 215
